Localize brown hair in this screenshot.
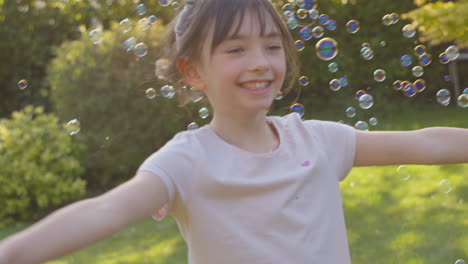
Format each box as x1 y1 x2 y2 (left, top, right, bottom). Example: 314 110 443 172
156 0 300 106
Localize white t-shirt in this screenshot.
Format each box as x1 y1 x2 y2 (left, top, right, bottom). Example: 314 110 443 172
138 113 356 263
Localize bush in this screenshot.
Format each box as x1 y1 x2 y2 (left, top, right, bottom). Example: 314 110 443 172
0 106 86 226
47 22 195 192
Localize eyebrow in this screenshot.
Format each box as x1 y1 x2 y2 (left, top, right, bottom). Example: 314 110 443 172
226 31 282 41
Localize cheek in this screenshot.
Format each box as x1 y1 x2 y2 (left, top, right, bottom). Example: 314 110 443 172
276 57 287 79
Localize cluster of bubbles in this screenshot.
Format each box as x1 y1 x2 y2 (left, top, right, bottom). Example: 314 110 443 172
18 0 467 137
397 165 456 197
88 2 180 59
140 0 464 133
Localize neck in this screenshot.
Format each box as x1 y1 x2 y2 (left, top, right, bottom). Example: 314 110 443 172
209 109 279 153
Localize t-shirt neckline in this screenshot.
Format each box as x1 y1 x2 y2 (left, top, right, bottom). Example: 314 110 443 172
204 116 283 158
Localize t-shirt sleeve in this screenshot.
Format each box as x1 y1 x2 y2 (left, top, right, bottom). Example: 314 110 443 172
137 131 194 216
304 119 356 181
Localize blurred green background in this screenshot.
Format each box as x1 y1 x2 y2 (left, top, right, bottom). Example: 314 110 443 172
0 0 467 263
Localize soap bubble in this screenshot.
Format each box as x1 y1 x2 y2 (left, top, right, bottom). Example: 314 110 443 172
312 26 324 38
296 9 308 19
418 53 432 66
397 165 411 181
134 43 148 57
290 103 305 117
161 85 176 98
373 69 386 82
318 14 329 25
463 88 468 94
445 45 460 61
190 87 204 103
389 13 399 24
358 94 374 109
328 62 339 73
329 79 341 91
354 121 369 131
413 79 426 93
198 107 210 119
149 15 158 24
309 9 319 19
346 106 356 118
412 66 424 77
303 0 317 11
299 27 313 41
436 89 451 106
361 47 374 60
287 18 298 30
159 0 172 7
402 24 416 38
119 18 133 33
355 90 366 99
380 41 386 47
89 29 103 44
458 94 468 108
137 17 151 30
438 179 453 194
18 79 28 90
382 14 393 26
339 76 348 87
346 20 360 33
439 52 450 64
392 80 402 90
146 88 157 99
186 122 199 130
123 37 137 52
299 76 309 86
369 117 378 126
325 20 337 31
316 37 338 61
136 4 147 16
455 259 465 264
66 119 81 136
403 83 417 97
444 75 451 82
295 40 305 51
282 3 294 12
414 45 425 56
400 54 412 67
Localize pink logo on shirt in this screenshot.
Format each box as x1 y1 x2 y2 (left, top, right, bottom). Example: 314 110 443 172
301 160 310 167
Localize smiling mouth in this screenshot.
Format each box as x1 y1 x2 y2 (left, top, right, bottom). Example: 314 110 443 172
240 81 272 90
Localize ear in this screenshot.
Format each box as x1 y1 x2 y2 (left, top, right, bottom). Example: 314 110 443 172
178 58 206 90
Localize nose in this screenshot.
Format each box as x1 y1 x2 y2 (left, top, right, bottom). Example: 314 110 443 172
247 47 271 73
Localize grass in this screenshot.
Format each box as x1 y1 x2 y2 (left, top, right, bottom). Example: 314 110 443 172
1 106 467 263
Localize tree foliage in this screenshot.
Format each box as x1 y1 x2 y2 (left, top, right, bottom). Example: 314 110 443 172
0 0 173 118
403 0 468 47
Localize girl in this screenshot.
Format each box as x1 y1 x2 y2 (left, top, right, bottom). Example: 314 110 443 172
0 0 467 263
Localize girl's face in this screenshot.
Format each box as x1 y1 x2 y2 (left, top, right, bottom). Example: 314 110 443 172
195 11 287 116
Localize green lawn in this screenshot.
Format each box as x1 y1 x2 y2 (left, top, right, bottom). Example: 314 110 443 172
1 106 467 263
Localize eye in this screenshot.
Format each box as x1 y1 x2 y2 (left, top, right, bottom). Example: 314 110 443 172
269 45 282 50
227 48 244 54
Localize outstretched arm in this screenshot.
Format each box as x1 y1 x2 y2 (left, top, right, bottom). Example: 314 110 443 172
354 127 468 167
0 171 168 264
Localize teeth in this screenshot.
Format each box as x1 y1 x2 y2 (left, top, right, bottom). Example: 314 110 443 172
242 82 270 89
